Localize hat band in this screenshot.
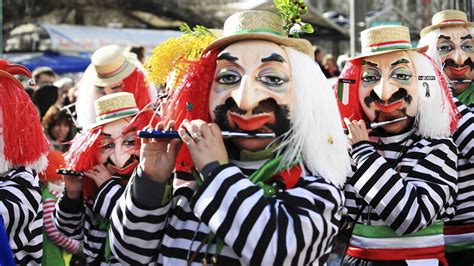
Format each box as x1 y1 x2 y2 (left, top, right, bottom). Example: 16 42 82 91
439 19 467 24
97 60 131 79
234 28 285 37
363 40 412 54
96 107 138 121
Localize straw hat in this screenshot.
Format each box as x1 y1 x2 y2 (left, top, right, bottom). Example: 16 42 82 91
90 45 136 87
205 10 313 56
352 25 427 59
89 92 139 128
420 10 474 37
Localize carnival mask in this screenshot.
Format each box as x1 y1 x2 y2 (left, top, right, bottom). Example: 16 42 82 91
209 40 293 151
359 51 419 134
97 118 139 176
436 27 474 93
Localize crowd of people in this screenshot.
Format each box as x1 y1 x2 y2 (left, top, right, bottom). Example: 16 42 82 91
0 7 473 266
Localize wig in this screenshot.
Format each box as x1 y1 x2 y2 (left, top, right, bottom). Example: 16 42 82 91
0 60 49 173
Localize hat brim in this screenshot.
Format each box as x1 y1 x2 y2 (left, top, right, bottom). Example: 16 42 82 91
349 45 429 60
420 22 474 37
204 33 314 57
86 111 137 130
92 58 136 87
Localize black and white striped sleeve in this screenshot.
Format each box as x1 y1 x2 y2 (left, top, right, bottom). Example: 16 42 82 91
92 179 125 219
109 170 172 265
453 98 474 162
348 139 458 236
191 164 344 265
54 191 85 240
0 167 42 264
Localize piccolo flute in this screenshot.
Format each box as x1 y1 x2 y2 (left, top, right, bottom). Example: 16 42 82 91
138 130 276 139
452 80 473 84
344 116 407 134
57 169 84 177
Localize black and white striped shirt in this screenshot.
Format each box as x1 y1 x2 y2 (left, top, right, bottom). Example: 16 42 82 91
449 99 474 226
54 178 125 265
0 167 42 265
109 160 344 265
345 129 458 234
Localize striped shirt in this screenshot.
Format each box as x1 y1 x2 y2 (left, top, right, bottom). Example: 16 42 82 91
109 161 344 265
0 167 43 265
344 129 458 263
54 178 125 265
444 98 474 252
43 188 80 253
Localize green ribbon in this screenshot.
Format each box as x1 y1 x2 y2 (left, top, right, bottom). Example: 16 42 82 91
96 218 111 263
353 222 443 238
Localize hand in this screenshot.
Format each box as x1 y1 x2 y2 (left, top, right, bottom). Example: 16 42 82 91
178 119 228 172
139 121 181 183
64 174 83 200
84 165 112 187
344 118 370 145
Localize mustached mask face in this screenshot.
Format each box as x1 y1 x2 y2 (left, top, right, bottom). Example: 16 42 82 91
359 51 419 134
436 27 474 92
209 40 293 151
96 118 139 176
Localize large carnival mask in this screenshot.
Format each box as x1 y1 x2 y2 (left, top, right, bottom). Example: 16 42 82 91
359 51 419 134
97 118 139 176
209 40 293 151
436 26 474 92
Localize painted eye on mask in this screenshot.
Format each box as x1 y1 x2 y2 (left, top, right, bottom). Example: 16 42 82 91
390 69 413 81
437 43 455 54
256 75 287 86
216 69 241 85
123 135 136 147
461 41 474 53
362 70 381 83
100 141 115 154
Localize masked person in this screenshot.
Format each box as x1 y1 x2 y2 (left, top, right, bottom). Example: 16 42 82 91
0 60 49 265
54 92 151 265
336 25 460 265
418 10 474 265
420 10 474 109
75 45 156 127
109 10 351 265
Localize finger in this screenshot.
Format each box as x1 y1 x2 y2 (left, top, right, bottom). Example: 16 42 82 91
209 123 223 140
166 120 176 131
168 138 182 158
83 171 96 179
154 121 165 131
357 120 366 129
198 122 212 138
178 128 195 147
182 121 201 142
343 118 352 127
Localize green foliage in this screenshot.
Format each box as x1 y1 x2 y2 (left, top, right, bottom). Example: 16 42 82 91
179 23 214 37
273 0 314 38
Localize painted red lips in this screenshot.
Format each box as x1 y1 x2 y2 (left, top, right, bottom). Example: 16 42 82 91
228 113 272 131
374 101 403 113
447 66 470 77
110 160 139 175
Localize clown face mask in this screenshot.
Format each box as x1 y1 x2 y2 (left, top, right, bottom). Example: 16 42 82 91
359 51 419 134
96 118 139 176
436 27 474 93
209 40 293 151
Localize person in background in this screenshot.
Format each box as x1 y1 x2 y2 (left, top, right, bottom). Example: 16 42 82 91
126 46 146 65
0 60 49 265
33 84 59 120
54 77 74 107
75 44 156 127
419 9 474 265
314 45 330 76
40 150 83 266
323 53 341 78
337 25 459 265
42 106 76 152
32 66 57 90
54 92 152 265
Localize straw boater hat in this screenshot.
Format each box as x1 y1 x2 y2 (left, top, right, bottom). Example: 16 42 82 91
351 25 427 59
90 45 136 87
89 92 139 129
420 9 474 37
205 10 313 56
